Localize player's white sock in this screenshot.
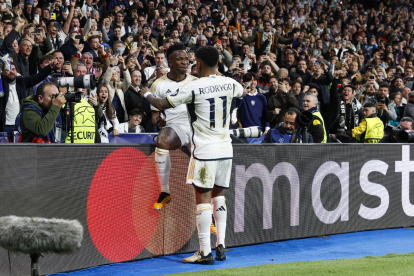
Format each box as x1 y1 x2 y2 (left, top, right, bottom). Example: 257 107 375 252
196 203 212 256
155 148 171 194
212 196 227 248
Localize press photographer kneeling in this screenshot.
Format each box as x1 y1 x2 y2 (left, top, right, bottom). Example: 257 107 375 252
19 82 66 143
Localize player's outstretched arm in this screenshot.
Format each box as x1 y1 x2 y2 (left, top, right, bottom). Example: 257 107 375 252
140 87 172 111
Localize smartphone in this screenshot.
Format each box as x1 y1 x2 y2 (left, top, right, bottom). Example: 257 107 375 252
239 63 244 68
1 3 6 9
34 28 41 33
143 35 148 40
369 75 375 80
75 35 83 39
34 14 40 23
216 39 221 45
132 42 137 48
63 61 70 66
342 40 347 45
51 12 56 20
92 31 100 35
315 60 320 66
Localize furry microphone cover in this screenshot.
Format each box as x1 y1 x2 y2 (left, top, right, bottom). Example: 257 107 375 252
0 216 84 255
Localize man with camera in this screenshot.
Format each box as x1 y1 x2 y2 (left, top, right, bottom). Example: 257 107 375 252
261 107 313 143
379 117 414 143
19 82 66 143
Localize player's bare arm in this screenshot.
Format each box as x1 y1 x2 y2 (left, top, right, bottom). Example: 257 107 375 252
141 87 172 111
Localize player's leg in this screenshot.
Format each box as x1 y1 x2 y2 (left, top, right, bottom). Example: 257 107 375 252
212 187 226 260
153 127 182 210
211 159 232 261
182 158 215 265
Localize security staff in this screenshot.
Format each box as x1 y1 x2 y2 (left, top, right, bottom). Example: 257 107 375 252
302 92 326 143
332 103 384 143
64 98 96 143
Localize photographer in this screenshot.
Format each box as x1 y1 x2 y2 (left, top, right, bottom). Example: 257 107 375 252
261 107 313 143
379 117 414 143
19 82 66 143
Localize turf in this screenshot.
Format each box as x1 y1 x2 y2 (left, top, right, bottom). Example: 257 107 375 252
164 252 414 276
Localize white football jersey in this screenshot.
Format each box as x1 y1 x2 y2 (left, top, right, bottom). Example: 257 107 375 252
150 74 198 126
167 75 244 160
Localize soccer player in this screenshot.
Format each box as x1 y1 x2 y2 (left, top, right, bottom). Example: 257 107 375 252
150 42 198 210
141 46 245 264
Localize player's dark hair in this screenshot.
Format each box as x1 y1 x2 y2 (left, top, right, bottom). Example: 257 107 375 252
166 42 186 60
196 46 219 67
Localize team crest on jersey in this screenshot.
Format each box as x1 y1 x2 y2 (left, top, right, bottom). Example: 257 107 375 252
251 100 255 106
166 89 179 96
279 137 284 143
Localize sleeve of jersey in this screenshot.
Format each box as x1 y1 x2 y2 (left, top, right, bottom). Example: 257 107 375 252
150 82 160 112
167 87 193 107
233 82 244 98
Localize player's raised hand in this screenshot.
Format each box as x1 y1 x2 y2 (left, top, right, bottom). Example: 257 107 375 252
155 116 166 127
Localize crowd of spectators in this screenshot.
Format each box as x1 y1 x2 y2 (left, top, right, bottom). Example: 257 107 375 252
1 0 414 143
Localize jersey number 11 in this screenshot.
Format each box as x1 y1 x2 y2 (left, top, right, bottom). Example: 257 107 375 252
206 96 228 129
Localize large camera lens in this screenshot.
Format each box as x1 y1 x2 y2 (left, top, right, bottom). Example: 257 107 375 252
58 75 96 89
64 93 82 102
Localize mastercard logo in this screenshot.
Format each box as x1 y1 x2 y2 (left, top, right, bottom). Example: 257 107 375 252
87 148 196 262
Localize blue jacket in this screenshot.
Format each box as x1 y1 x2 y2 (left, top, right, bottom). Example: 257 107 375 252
262 122 314 143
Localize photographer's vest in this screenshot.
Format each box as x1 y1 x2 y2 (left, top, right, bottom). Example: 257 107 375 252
312 110 327 143
356 117 384 143
269 129 303 143
65 99 96 143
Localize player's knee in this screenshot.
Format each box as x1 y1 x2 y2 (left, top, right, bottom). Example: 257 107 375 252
156 134 171 149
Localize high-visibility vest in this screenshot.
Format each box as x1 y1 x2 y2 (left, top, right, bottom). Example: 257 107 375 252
360 117 384 143
65 99 96 143
312 111 327 143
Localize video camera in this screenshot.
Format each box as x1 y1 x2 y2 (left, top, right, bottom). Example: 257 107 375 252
50 73 96 103
386 125 414 143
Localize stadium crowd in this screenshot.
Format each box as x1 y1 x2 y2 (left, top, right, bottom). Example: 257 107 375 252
0 0 414 143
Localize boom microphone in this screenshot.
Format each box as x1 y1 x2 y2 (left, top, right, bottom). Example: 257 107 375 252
0 216 84 255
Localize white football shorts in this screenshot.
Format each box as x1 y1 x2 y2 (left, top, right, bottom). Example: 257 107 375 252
186 156 232 190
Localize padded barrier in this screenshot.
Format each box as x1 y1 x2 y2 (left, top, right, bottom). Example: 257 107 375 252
0 144 413 274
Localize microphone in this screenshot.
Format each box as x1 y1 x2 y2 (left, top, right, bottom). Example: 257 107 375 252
0 216 83 255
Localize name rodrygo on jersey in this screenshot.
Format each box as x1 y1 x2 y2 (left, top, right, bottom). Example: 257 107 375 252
167 75 244 160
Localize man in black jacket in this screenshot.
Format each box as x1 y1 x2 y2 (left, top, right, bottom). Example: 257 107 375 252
328 71 361 143
0 60 56 139
302 92 326 143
